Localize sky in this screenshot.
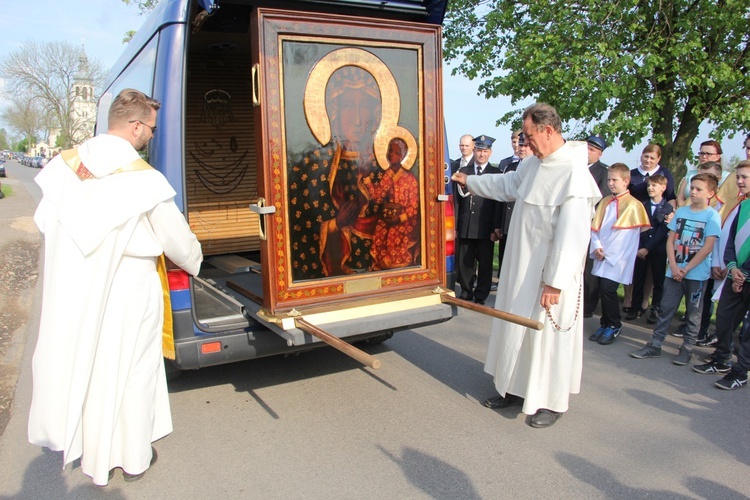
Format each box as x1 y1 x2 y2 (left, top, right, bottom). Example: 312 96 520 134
0 0 746 167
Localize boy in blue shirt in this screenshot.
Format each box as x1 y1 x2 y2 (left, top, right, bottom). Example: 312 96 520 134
630 173 721 365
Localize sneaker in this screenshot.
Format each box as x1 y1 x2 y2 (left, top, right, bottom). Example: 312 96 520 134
630 343 662 359
589 326 606 342
672 346 692 366
696 335 718 347
625 308 644 321
671 323 685 338
714 370 748 390
598 326 622 345
692 360 731 374
703 352 716 363
646 308 659 324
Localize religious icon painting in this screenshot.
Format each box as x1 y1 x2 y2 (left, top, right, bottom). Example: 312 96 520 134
252 9 445 311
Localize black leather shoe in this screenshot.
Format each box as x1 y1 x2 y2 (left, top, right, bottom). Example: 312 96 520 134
475 298 485 305
530 409 563 428
123 448 158 482
483 394 523 409
459 292 473 301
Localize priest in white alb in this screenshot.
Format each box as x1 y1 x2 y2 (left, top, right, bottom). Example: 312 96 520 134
28 89 203 485
452 103 601 428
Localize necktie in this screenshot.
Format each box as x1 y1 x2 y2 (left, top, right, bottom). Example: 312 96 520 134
476 166 482 175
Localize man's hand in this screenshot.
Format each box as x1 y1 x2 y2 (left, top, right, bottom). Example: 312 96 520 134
636 248 648 259
594 248 605 261
451 172 468 187
540 284 561 309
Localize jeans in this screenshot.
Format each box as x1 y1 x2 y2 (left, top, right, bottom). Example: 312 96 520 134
651 277 706 350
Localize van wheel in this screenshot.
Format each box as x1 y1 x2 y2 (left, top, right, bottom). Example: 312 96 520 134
359 332 393 346
164 359 183 381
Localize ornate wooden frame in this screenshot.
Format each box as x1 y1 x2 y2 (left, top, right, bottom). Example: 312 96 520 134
253 8 445 313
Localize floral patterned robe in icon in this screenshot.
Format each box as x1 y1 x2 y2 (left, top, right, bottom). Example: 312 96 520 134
362 166 419 269
288 142 384 280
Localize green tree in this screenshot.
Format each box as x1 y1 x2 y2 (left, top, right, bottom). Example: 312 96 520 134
443 0 750 177
1 96 45 151
0 128 9 151
15 137 34 154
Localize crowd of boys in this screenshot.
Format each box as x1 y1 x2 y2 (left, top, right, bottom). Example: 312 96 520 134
452 132 750 394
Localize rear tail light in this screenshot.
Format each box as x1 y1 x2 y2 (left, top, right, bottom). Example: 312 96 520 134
167 269 190 291
444 194 455 257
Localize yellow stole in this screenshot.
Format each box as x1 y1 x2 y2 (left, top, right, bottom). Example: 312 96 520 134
719 193 746 226
714 178 742 224
60 148 176 360
591 191 651 231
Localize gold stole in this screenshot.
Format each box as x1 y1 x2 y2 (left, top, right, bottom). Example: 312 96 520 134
715 179 743 225
719 194 745 225
591 191 650 231
60 148 176 360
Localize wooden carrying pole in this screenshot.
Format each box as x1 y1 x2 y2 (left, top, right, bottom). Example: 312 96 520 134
295 318 382 370
441 295 544 330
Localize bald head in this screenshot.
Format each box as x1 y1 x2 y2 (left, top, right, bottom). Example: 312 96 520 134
459 134 474 160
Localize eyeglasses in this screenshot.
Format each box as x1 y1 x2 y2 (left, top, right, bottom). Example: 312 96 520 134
129 119 157 133
697 151 718 156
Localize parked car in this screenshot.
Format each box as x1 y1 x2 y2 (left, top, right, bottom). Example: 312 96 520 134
30 156 46 168
0 160 5 177
33 156 48 168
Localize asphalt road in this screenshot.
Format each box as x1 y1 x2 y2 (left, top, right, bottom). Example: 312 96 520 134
0 164 748 499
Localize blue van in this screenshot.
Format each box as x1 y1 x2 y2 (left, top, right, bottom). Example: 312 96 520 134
97 0 457 372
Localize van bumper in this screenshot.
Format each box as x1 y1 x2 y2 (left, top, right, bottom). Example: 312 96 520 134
171 296 456 370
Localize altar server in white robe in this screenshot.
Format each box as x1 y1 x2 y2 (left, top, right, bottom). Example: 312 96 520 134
452 103 600 428
28 89 203 485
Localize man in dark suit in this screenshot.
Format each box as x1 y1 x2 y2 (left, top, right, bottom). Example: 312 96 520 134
450 134 475 174
583 135 611 317
587 135 610 198
456 135 502 305
497 130 520 172
450 134 475 290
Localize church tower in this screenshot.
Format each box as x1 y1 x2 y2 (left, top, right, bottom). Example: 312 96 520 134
70 47 97 144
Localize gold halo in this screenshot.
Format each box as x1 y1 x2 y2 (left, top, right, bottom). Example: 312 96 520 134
374 125 418 171
303 47 416 170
